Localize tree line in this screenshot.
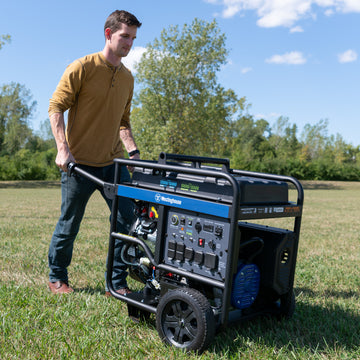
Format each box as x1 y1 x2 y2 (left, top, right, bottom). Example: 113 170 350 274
1 22 359 181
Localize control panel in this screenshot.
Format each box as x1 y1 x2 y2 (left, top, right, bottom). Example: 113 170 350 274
163 208 230 281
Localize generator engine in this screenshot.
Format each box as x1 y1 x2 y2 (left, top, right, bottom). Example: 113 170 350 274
120 201 158 285
131 201 158 252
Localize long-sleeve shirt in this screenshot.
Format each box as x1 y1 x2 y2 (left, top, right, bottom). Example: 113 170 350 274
49 51 134 166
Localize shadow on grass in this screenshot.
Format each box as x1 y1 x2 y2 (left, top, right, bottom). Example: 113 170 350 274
298 286 359 300
73 286 105 296
210 286 360 356
301 182 343 190
1 180 358 191
0 181 60 188
300 180 360 190
74 285 359 356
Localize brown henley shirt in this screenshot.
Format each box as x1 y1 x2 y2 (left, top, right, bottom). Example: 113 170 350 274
49 52 134 166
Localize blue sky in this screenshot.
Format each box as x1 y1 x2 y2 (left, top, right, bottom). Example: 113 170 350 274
1 0 359 146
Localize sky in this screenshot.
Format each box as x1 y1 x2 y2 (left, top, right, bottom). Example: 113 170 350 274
0 0 359 146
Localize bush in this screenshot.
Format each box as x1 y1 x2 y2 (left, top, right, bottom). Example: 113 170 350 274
0 148 60 180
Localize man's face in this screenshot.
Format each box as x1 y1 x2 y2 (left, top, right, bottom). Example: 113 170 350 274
107 23 138 58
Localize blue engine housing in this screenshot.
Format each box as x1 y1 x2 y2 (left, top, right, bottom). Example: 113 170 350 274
231 263 260 309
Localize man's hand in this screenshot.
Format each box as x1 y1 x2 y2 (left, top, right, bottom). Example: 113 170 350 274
127 151 140 173
55 147 76 172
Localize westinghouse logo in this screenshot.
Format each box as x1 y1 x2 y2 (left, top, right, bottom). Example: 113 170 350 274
155 193 182 205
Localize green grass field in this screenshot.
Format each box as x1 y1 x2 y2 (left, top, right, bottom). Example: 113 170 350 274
0 180 359 359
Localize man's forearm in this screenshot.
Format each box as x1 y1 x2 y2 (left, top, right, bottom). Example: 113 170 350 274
120 128 138 154
50 112 68 152
49 112 74 171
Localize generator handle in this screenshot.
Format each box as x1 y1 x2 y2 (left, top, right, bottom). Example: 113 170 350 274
66 162 117 200
158 152 230 172
67 162 106 188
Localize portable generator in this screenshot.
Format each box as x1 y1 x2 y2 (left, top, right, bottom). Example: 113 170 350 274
68 152 304 353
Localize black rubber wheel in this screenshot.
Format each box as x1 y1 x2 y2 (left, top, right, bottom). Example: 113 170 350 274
277 289 296 320
156 288 215 353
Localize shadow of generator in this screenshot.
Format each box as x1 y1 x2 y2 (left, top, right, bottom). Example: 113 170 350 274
69 152 304 353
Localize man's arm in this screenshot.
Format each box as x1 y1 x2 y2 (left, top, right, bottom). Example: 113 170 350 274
50 112 75 172
120 128 139 156
120 128 140 172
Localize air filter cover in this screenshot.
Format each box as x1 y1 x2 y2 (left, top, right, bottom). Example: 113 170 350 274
231 263 260 309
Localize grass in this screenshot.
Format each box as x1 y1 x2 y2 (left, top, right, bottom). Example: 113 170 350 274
0 180 359 359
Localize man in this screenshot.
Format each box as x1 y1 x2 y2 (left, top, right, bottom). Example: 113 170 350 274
48 10 142 295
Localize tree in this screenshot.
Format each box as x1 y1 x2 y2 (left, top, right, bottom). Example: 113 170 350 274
269 116 300 159
0 34 11 50
228 112 273 170
0 82 37 154
300 119 329 160
131 18 244 158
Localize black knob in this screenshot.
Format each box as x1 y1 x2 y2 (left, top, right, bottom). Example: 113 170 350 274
171 215 179 225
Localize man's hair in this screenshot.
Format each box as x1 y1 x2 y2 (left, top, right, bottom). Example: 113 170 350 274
104 10 142 33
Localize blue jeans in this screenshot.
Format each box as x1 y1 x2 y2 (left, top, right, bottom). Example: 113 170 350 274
48 164 135 290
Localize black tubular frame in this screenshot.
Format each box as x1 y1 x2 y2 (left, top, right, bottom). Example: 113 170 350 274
68 153 304 326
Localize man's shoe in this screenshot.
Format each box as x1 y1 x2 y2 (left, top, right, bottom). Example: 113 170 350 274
105 287 132 297
49 281 74 294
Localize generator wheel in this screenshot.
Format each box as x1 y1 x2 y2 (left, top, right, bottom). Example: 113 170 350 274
278 289 296 320
156 288 215 353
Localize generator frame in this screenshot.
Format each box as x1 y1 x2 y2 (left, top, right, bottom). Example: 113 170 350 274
68 152 304 352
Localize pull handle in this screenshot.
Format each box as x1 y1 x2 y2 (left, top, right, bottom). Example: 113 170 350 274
158 152 230 172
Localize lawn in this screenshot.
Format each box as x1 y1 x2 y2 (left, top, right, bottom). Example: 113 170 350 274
0 180 359 359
